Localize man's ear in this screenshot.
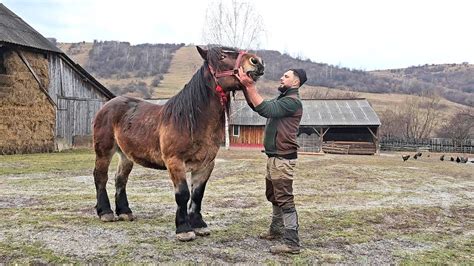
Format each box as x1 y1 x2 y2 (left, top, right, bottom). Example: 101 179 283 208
197 46 208 60
292 77 300 88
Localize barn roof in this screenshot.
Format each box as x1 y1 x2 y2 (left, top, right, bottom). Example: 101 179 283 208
0 4 62 53
0 4 114 100
230 99 381 126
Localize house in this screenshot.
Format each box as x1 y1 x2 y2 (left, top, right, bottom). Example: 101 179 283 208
0 4 114 154
229 99 381 155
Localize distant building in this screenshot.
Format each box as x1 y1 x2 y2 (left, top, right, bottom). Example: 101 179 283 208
0 4 114 154
229 99 381 155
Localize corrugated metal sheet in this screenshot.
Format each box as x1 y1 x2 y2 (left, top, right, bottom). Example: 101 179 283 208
0 4 62 53
229 99 381 126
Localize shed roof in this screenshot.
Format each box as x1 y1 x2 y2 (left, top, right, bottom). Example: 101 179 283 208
230 99 381 126
0 4 62 53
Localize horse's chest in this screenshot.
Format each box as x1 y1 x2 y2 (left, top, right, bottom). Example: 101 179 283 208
185 144 219 172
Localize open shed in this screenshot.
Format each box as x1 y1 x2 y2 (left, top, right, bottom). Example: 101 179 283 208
229 99 381 155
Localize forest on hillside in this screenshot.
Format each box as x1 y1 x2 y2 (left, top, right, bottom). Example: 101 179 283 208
64 41 184 97
255 50 473 106
61 42 473 106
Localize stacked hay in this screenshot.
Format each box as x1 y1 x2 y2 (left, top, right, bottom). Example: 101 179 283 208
0 49 55 154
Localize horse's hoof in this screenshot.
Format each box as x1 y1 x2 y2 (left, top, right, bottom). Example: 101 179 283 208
194 227 211 236
117 213 135 221
176 231 196 242
100 213 116 222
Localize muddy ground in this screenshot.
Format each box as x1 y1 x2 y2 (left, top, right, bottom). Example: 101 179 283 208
0 149 472 264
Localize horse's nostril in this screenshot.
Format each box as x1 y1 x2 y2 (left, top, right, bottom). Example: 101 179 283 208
250 57 258 65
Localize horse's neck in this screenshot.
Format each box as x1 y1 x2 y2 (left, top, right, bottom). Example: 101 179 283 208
200 94 226 131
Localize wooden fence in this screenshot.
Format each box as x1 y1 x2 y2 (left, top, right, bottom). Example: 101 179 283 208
380 138 474 153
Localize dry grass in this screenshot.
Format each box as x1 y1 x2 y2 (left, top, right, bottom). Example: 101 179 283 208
152 45 203 98
0 149 472 264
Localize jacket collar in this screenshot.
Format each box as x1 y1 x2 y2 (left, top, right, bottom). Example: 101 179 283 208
279 87 299 97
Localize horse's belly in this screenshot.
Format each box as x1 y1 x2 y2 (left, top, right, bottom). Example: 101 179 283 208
134 158 167 170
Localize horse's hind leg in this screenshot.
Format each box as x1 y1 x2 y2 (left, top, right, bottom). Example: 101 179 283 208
189 160 214 236
115 150 135 221
93 147 115 222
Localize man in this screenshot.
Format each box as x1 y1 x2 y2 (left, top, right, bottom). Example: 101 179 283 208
238 67 307 254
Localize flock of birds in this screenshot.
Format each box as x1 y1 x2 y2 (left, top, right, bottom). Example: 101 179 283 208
402 152 472 163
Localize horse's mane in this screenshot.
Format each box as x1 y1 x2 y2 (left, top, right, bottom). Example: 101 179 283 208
160 64 215 134
161 46 238 135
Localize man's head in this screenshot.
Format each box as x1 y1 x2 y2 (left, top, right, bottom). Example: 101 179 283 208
279 69 307 90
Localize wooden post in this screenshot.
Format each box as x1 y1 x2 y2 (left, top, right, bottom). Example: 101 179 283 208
367 127 379 155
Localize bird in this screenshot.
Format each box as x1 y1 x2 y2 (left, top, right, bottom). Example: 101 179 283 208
402 155 410 162
460 157 468 163
456 157 461 163
440 154 445 161
416 152 422 157
450 157 455 161
414 154 418 160
427 154 430 158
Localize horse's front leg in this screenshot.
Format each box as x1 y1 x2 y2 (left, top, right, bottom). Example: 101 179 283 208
167 158 196 241
189 160 214 236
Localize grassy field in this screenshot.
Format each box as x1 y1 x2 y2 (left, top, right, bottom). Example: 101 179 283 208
0 149 472 264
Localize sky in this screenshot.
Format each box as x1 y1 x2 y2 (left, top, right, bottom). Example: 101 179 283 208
3 0 474 70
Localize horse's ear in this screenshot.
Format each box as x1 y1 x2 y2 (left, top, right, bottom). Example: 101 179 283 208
197 46 208 60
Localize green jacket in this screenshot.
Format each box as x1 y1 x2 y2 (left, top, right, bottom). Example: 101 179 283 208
254 88 303 156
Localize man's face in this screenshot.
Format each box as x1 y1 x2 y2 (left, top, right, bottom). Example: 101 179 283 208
279 70 300 89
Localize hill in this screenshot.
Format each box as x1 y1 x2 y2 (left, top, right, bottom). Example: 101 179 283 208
58 42 473 107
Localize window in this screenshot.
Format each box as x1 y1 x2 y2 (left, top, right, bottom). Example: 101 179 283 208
232 125 240 136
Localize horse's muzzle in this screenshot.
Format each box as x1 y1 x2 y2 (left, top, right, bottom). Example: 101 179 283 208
248 64 264 81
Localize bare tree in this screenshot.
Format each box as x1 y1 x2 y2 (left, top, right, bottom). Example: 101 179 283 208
202 0 265 49
437 107 474 146
401 94 441 139
380 94 442 139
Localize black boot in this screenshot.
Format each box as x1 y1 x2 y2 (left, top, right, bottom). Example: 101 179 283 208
270 207 301 254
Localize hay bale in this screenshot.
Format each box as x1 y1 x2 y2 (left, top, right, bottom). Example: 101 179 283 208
0 49 55 154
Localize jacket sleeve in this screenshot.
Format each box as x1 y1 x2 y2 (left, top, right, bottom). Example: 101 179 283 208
254 97 300 118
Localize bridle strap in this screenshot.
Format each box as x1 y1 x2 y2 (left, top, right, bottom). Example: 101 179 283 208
208 50 248 109
214 51 247 78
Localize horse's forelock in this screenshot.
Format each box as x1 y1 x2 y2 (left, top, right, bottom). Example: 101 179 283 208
207 46 240 71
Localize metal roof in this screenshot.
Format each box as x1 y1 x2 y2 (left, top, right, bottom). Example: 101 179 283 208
229 99 381 126
0 4 62 53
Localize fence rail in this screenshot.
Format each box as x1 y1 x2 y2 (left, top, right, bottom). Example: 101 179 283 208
380 138 474 153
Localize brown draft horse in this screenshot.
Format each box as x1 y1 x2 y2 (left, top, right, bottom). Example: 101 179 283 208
92 46 264 241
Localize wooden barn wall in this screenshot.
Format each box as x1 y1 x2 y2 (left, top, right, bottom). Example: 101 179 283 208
48 55 108 147
230 125 264 145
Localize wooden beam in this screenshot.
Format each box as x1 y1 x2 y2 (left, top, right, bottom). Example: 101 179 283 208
16 50 57 107
321 128 330 138
367 127 378 140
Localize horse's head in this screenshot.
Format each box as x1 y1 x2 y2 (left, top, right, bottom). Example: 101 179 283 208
197 46 264 91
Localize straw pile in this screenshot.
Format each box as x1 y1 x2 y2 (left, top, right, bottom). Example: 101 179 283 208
0 49 55 154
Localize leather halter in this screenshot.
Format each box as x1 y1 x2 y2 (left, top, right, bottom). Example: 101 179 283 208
208 50 247 108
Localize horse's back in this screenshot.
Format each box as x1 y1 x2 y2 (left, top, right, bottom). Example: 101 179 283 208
93 96 163 154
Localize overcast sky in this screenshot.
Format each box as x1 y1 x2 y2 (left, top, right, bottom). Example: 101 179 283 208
4 0 473 70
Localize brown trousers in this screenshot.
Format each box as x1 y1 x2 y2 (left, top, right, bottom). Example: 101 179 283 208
265 157 297 209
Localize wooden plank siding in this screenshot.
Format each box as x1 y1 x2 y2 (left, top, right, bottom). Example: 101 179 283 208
230 125 264 146
48 54 109 147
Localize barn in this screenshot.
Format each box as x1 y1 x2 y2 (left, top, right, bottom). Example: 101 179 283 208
0 4 114 154
229 99 381 155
